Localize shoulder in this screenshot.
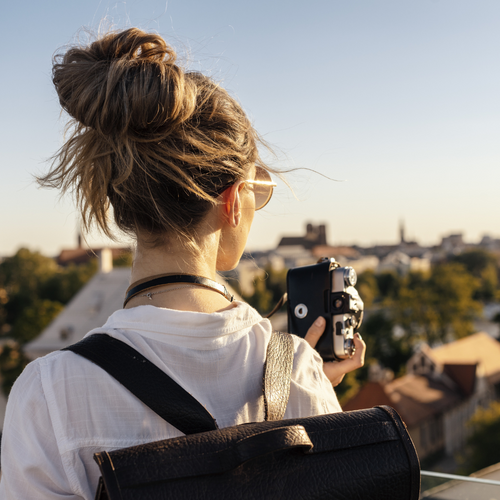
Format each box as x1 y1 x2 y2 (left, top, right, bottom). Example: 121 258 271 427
6 357 45 417
10 340 124 416
22 345 103 381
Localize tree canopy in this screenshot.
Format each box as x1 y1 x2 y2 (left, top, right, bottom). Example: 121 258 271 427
0 248 98 394
462 401 500 474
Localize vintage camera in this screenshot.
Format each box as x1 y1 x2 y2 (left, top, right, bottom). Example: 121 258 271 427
287 257 364 361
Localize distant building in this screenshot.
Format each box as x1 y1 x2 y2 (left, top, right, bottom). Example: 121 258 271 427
311 245 360 260
343 332 500 460
335 255 379 274
478 235 500 253
56 233 132 267
428 332 500 398
57 246 132 267
277 223 327 250
376 250 431 275
275 223 372 269
440 233 465 255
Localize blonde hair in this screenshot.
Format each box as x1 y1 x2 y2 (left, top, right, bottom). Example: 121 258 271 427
39 28 268 245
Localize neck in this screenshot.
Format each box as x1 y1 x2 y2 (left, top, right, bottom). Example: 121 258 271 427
127 231 233 313
131 242 218 282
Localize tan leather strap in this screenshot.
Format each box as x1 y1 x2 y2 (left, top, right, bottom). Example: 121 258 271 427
263 331 294 421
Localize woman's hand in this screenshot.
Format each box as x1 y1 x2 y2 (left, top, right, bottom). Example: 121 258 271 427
304 316 366 387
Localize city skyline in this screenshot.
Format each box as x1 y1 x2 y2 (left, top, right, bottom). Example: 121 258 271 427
2 219 496 259
2 0 499 256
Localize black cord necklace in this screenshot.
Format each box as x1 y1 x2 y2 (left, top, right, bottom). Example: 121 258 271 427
123 274 234 308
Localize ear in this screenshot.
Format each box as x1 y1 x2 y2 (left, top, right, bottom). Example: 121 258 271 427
221 181 245 228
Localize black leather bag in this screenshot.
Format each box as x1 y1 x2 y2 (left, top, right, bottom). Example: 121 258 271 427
64 333 420 500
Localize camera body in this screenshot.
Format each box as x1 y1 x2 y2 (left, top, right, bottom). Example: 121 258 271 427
287 257 364 361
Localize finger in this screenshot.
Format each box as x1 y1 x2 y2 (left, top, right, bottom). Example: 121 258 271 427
304 316 326 349
322 336 366 384
352 333 366 367
353 333 366 351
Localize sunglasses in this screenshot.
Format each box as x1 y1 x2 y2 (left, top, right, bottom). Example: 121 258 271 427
244 167 277 210
216 167 276 211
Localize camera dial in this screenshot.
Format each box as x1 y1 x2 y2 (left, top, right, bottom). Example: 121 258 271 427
346 317 357 328
343 267 357 287
344 338 355 357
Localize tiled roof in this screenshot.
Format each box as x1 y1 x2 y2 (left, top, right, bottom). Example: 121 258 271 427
431 332 500 384
443 363 477 397
342 381 393 411
343 374 462 428
57 247 130 266
278 237 312 247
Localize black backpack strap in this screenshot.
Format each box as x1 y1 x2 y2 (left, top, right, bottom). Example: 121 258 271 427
263 331 294 421
62 334 218 435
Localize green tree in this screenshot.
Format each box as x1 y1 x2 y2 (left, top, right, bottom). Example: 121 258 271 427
360 310 411 377
263 265 287 308
113 251 133 268
0 248 59 329
0 249 98 344
452 250 498 301
12 299 65 344
0 248 98 395
356 270 379 308
392 264 481 345
240 266 286 316
452 249 496 276
462 401 500 474
240 271 273 314
376 272 402 301
0 343 30 396
41 260 98 305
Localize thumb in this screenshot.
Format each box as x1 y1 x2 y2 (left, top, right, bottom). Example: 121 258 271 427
304 316 326 349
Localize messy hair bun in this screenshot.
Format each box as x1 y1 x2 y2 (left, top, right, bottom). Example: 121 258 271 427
39 28 266 244
53 30 194 137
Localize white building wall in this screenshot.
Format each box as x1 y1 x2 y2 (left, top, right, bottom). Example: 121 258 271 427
443 376 494 456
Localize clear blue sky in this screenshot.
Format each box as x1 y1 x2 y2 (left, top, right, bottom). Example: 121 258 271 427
1 0 499 256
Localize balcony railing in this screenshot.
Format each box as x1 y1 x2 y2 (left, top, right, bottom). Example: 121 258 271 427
420 470 500 499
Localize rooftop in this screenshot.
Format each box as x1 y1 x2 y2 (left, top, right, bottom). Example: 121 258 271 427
24 268 132 359
343 374 463 427
431 332 500 384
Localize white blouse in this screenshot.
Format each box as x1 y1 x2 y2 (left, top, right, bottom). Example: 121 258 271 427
0 301 341 500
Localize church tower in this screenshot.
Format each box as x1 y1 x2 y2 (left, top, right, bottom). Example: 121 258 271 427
399 220 406 245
